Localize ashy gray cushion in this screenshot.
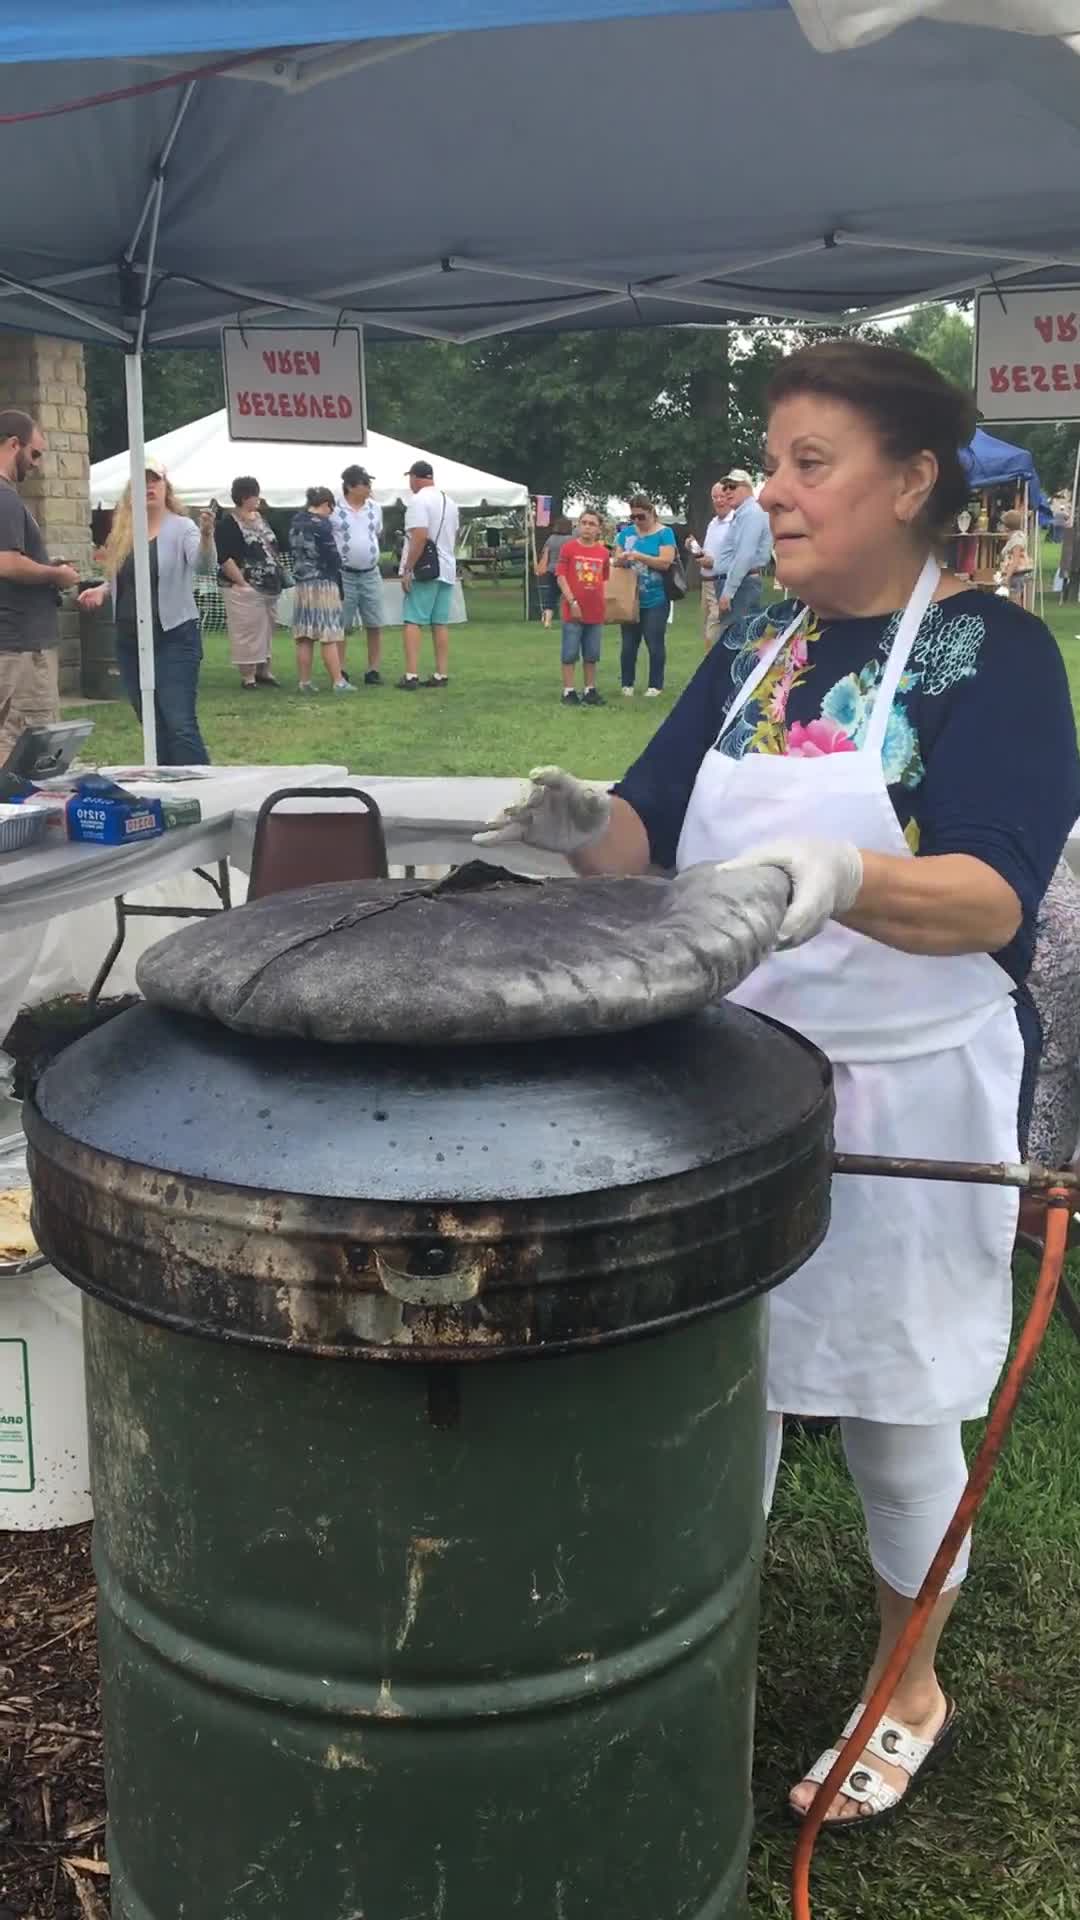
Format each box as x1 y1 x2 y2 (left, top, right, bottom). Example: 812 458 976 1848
136 861 789 1046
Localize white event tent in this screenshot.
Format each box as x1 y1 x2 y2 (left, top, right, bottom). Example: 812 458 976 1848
90 413 527 513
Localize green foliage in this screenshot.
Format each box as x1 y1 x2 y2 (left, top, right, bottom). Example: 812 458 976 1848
891 304 976 389
84 304 1080 527
85 346 225 462
367 326 788 528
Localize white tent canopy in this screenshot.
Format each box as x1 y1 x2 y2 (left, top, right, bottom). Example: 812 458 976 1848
90 413 528 513
791 1 1080 52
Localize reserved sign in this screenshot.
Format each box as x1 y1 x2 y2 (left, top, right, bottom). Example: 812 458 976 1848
222 327 367 444
975 287 1080 422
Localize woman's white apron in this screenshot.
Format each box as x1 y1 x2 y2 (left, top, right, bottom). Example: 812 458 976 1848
676 559 1022 1421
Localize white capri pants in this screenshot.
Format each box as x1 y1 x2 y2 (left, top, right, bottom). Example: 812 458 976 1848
764 1413 971 1599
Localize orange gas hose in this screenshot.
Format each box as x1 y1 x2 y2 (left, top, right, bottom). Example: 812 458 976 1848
791 1192 1072 1920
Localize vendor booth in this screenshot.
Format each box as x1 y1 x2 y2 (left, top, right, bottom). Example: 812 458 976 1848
946 428 1051 610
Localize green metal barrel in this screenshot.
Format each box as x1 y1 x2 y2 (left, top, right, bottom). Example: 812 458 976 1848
28 997 833 1920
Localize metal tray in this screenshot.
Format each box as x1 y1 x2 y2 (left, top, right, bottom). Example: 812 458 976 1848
0 804 50 856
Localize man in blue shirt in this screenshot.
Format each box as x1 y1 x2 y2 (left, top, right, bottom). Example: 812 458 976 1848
713 469 771 640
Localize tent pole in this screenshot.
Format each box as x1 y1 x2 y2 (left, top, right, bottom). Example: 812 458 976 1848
525 498 537 624
1066 438 1080 607
124 351 158 766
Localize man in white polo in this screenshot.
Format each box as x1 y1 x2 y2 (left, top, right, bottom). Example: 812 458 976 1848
331 464 384 686
692 478 735 651
398 460 460 690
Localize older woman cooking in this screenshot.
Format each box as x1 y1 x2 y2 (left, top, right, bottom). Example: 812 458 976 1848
478 341 1080 1831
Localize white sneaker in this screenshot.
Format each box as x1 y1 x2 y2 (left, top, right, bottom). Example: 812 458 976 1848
645 687 661 699
622 686 635 698
333 679 357 694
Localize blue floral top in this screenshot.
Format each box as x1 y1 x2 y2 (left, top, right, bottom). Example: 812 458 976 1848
288 509 342 589
615 590 1080 991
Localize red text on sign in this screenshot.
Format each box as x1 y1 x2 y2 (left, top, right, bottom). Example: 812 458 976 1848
987 364 1080 394
235 391 354 420
260 349 322 376
1033 315 1079 345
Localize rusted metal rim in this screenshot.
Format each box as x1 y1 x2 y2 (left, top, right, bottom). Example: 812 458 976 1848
27 1096 833 1363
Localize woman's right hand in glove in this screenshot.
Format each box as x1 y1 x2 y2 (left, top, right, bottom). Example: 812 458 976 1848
474 767 612 855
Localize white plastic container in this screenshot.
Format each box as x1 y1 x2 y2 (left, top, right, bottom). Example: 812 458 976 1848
1 1139 92 1530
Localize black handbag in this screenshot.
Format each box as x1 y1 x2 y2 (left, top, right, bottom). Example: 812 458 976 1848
664 547 688 602
412 492 447 583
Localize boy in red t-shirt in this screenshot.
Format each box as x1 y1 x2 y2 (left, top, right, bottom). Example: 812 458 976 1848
555 509 610 707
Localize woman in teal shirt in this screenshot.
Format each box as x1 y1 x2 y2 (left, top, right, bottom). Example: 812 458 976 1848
613 493 676 697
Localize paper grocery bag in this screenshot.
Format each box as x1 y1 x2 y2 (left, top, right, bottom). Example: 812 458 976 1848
604 563 639 625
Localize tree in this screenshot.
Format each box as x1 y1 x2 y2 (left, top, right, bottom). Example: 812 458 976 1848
85 346 225 462
367 326 790 527
890 305 974 389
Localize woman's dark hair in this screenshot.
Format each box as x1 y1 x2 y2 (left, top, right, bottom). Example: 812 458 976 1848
231 475 260 507
627 492 654 512
765 341 976 534
305 486 335 510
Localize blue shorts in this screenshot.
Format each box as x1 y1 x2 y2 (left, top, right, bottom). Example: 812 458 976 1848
561 620 602 665
403 578 453 626
342 567 385 631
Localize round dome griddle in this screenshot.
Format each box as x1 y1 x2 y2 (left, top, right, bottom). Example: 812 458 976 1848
136 860 789 1046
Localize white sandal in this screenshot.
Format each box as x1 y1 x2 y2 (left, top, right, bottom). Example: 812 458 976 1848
792 1698 959 1834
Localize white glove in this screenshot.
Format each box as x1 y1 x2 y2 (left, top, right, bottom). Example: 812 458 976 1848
473 766 612 855
717 838 863 948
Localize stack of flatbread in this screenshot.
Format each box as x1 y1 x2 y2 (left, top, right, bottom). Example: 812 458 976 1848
0 1188 37 1264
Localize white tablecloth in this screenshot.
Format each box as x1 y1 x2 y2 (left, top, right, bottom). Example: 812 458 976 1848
0 764 347 1044
230 776 606 879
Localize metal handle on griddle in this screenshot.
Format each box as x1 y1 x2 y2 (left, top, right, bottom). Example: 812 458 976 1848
372 1246 483 1308
833 1152 1080 1193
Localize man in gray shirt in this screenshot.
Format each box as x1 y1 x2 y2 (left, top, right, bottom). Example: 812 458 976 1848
0 410 78 762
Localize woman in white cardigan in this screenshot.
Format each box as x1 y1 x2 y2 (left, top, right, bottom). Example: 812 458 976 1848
79 468 216 764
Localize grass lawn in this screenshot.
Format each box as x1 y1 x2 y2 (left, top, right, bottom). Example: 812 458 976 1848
60 574 1080 1919
62 581 707 779
64 575 1080 774
752 1266 1080 1918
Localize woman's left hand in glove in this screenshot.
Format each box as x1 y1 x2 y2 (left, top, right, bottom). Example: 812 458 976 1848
716 837 863 948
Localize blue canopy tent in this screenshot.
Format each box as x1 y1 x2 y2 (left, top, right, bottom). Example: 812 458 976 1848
2 0 1079 755
961 427 1052 521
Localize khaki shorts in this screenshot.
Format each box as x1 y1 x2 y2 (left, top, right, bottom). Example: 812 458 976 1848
701 579 721 650
0 648 60 764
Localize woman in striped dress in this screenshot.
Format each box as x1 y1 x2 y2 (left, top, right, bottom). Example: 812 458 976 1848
287 486 354 694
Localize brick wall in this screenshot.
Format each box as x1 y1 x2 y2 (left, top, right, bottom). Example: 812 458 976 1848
0 331 92 696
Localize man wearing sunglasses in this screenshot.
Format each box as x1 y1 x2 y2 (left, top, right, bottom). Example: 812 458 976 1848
0 409 75 761
712 469 771 642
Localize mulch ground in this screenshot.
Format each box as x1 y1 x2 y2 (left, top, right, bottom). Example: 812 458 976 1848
0 1525 109 1919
